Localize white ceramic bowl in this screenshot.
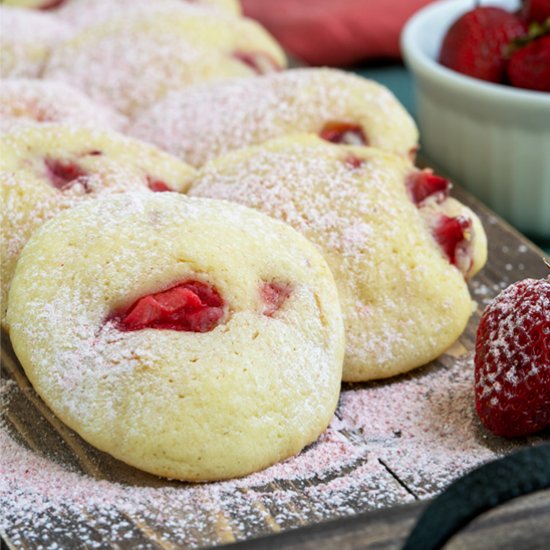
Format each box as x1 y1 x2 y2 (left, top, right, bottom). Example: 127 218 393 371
402 0 550 238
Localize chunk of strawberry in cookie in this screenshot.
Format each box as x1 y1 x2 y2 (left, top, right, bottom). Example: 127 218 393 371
407 170 451 205
147 177 173 192
115 281 225 332
320 121 368 146
45 158 89 191
261 281 292 316
233 51 281 74
433 214 473 274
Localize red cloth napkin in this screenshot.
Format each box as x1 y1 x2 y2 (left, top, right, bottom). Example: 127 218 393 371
241 0 436 66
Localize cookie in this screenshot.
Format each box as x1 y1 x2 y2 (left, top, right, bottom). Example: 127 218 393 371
0 79 126 133
45 5 286 117
130 67 419 167
7 192 344 480
55 0 241 26
0 124 195 327
189 135 488 381
2 0 240 16
0 6 71 78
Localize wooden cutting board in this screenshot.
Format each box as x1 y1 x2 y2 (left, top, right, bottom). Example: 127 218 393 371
1 180 549 550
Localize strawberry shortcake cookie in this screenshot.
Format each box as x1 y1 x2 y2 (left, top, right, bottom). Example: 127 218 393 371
45 5 285 117
54 0 241 26
0 124 195 327
130 68 419 167
189 135 488 381
7 193 344 480
2 0 240 16
0 79 126 133
0 7 71 78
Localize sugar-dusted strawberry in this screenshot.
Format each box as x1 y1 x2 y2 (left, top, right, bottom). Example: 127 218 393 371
521 0 550 24
475 277 550 437
507 33 550 91
439 7 527 83
114 280 225 333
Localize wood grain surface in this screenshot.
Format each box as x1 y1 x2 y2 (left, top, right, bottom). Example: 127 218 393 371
1 180 549 550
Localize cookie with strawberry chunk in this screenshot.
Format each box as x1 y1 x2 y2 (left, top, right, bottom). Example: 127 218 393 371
0 7 71 78
0 79 127 134
54 0 241 26
2 0 240 16
129 68 418 167
189 135 487 381
7 193 344 480
45 4 285 117
475 276 550 437
0 124 195 328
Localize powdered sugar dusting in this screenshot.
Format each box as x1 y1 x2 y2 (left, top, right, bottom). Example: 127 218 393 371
45 7 285 117
189 137 473 377
55 0 239 28
0 7 72 78
2 349 545 548
1 125 194 325
129 67 418 166
0 79 127 133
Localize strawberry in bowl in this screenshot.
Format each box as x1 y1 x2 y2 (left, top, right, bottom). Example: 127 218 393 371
438 0 550 91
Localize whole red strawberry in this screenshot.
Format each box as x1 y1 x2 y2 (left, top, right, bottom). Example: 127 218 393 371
440 7 527 83
507 34 550 91
521 0 550 24
475 277 550 437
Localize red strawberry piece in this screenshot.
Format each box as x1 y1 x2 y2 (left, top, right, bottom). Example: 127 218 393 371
507 34 550 92
521 0 550 24
343 154 364 169
115 280 225 333
432 214 473 274
39 0 67 9
320 121 368 146
45 158 89 191
147 177 173 192
233 51 281 74
475 277 550 437
261 281 292 316
439 7 527 83
407 169 452 205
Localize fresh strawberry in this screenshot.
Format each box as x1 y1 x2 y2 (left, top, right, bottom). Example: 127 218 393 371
439 7 527 83
115 280 225 333
475 277 550 437
521 0 550 24
507 33 550 91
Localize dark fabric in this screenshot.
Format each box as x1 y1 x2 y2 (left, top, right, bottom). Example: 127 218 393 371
403 443 550 550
